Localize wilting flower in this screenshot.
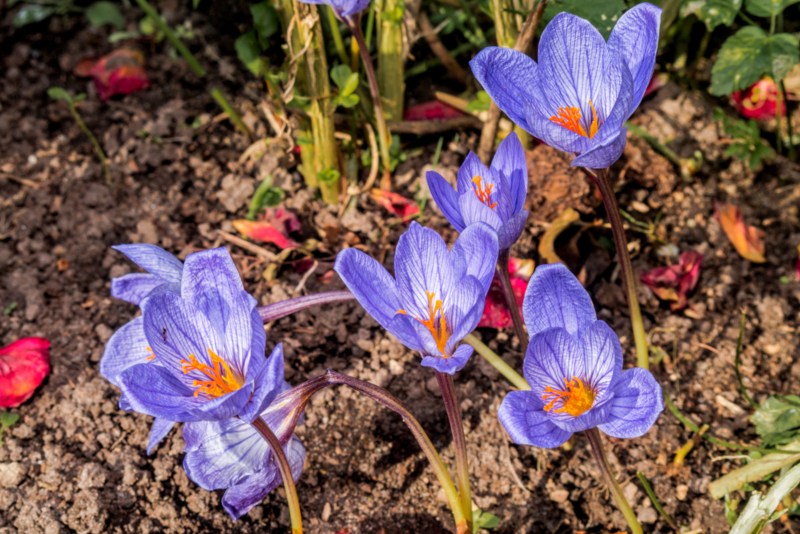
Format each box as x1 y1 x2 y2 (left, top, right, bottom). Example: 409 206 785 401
732 77 785 120
0 338 50 408
102 247 278 429
498 264 662 447
334 222 498 374
427 132 529 251
183 345 310 519
470 3 661 169
641 250 703 311
298 0 370 20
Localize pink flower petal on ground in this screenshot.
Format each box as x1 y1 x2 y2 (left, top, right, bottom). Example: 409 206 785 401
233 207 302 250
478 257 531 329
370 189 420 221
86 49 150 101
0 337 51 408
641 250 703 311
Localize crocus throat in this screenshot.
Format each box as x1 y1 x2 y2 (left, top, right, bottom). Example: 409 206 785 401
397 291 450 357
550 100 599 138
542 377 595 417
180 349 242 398
471 176 497 209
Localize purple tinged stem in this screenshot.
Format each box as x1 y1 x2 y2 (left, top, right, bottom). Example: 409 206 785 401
435 372 473 532
251 416 304 534
496 250 529 351
585 428 643 534
256 291 354 323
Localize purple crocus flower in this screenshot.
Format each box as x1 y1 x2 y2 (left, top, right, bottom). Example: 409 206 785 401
298 0 370 20
334 222 498 374
498 264 662 448
470 3 661 169
102 247 280 426
110 244 183 305
426 132 529 251
183 345 309 519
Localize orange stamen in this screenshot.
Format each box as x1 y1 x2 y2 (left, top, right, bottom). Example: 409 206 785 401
145 347 156 362
180 349 242 398
397 291 450 356
471 176 497 209
542 376 595 417
549 100 599 139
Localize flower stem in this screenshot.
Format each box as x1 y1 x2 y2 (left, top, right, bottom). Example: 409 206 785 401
463 333 529 391
256 291 354 323
585 428 643 534
325 371 468 533
251 417 303 534
592 168 649 369
435 372 473 532
496 250 529 351
134 0 206 77
347 17 393 187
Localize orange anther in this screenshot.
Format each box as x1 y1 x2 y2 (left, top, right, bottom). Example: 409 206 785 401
549 100 599 139
471 176 498 209
397 291 450 357
180 349 242 398
542 376 595 417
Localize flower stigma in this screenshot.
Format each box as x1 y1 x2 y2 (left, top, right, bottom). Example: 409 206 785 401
471 176 498 209
180 349 242 398
542 376 595 416
397 291 451 356
549 100 599 138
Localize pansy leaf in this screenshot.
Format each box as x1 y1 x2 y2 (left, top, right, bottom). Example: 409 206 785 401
710 27 800 96
542 0 626 38
681 0 742 30
745 0 800 17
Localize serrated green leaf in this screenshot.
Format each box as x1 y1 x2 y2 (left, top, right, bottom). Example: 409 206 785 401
47 86 72 102
752 395 800 446
86 1 125 30
745 0 800 17
330 64 353 90
251 2 279 48
235 31 266 78
13 4 55 27
710 26 800 96
681 0 742 30
542 0 626 38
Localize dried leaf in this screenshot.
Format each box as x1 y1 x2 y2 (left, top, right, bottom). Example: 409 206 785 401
640 250 703 310
715 203 766 263
370 189 419 221
0 338 51 408
233 206 301 250
538 208 580 264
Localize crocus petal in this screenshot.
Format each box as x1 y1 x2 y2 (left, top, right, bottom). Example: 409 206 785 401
571 128 628 169
334 248 403 329
146 418 175 455
491 132 527 213
608 3 661 109
420 343 473 374
239 344 286 423
444 277 485 352
455 152 491 195
598 368 663 438
100 316 151 386
523 263 596 337
470 47 546 133
498 390 572 448
426 171 466 231
393 222 454 318
113 244 183 284
111 273 178 305
497 210 529 251
451 222 499 290
458 191 504 232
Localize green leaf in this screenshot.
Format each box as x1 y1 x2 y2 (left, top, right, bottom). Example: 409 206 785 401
13 4 55 27
713 107 776 170
334 93 359 108
235 31 266 78
681 0 742 30
0 412 19 446
86 1 125 30
109 30 141 43
467 90 492 113
47 86 72 103
247 176 284 219
250 2 279 48
542 0 626 38
745 0 800 17
330 64 353 90
710 26 800 96
752 395 800 446
708 441 800 498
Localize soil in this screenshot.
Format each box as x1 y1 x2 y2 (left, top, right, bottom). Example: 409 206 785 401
2 6 800 534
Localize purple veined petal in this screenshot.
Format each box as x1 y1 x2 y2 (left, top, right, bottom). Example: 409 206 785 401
470 47 549 133
572 128 628 169
221 437 306 520
100 316 151 386
239 344 286 423
498 390 572 448
578 321 623 400
113 244 183 284
387 313 430 354
455 152 491 195
450 222 499 290
334 248 403 329
111 273 179 305
608 3 662 110
393 222 455 319
146 418 175 455
497 210 529 251
298 0 370 19
490 132 526 201
426 170 467 231
598 368 663 439
522 327 579 392
523 263 596 337
458 191 504 233
548 399 612 433
420 343 473 374
443 277 485 353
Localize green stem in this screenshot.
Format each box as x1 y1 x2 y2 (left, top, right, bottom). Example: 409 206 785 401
324 7 349 65
251 417 303 534
636 472 678 530
464 334 529 391
133 0 206 77
591 168 649 369
497 250 529 351
585 428 643 534
67 102 112 184
781 80 796 161
349 18 392 184
435 372 473 532
210 87 253 138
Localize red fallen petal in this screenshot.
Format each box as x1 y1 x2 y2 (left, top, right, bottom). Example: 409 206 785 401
88 48 150 101
641 250 703 311
403 101 465 121
0 337 51 408
643 72 669 98
715 203 766 263
478 258 529 329
271 206 302 235
731 77 785 120
370 189 420 221
507 257 535 281
232 220 299 250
